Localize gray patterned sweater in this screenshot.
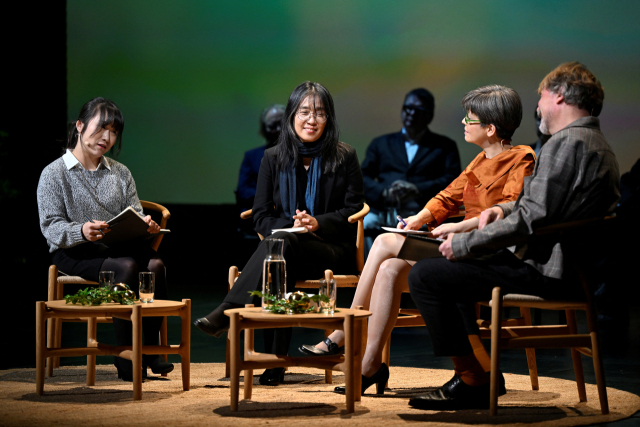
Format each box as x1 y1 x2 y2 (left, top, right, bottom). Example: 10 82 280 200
37 150 144 253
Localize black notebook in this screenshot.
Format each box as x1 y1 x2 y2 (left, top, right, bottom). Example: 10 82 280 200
397 234 444 261
99 206 170 247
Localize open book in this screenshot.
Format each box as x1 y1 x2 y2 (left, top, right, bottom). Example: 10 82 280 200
381 226 435 236
99 206 170 247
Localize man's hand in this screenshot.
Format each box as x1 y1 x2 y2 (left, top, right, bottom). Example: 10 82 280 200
438 233 457 261
293 209 320 232
389 180 419 202
478 206 504 230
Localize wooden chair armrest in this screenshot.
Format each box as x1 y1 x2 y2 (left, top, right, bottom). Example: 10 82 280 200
140 201 171 222
348 203 370 224
240 209 253 220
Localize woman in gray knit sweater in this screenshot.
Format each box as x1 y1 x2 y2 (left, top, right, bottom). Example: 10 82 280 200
37 97 173 381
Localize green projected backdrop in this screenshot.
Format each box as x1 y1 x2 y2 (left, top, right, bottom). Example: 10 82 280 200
68 1 640 204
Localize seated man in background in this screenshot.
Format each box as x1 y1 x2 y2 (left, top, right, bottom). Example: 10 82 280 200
407 62 620 411
236 104 285 212
236 104 285 237
361 88 460 255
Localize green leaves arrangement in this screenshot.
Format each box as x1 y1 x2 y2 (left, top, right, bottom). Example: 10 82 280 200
65 285 137 306
249 291 331 314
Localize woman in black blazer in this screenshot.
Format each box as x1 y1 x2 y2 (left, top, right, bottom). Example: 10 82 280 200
194 81 365 385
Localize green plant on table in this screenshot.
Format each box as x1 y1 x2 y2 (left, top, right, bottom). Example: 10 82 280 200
65 284 137 306
249 290 332 314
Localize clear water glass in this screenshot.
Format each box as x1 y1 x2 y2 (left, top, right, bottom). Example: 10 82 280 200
318 278 336 314
99 271 115 288
262 239 286 310
139 272 155 303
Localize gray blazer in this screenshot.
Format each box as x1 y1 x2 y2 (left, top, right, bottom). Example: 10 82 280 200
452 116 620 280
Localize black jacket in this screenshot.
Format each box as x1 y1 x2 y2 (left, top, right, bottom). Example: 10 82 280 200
361 130 461 212
253 143 365 249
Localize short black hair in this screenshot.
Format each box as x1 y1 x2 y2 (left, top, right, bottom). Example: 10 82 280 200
461 85 522 141
66 97 124 156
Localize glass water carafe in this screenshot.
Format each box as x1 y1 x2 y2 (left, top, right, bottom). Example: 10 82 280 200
262 238 286 310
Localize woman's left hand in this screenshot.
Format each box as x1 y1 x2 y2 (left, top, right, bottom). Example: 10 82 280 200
439 233 457 261
143 215 160 234
293 209 319 232
431 223 460 239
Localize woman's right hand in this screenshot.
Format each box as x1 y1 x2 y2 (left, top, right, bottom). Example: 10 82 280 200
81 221 110 241
399 209 432 230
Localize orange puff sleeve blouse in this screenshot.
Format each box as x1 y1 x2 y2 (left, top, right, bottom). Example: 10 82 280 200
424 145 536 228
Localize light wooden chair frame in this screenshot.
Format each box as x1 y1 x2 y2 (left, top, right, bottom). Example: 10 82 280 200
478 215 613 415
46 200 171 377
225 203 370 381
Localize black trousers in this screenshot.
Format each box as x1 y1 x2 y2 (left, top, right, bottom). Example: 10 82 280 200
225 231 354 355
407 249 581 358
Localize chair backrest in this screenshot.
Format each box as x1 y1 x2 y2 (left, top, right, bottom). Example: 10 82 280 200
140 200 171 251
240 203 370 275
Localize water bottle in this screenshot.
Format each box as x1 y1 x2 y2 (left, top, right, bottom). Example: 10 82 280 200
262 238 286 310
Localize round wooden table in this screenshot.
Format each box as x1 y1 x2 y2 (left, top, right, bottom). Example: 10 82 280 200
35 299 191 400
225 306 372 413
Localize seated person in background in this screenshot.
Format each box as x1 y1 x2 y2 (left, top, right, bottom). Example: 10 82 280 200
236 104 285 213
299 85 536 396
37 97 173 381
361 88 461 255
407 62 620 411
529 108 551 157
194 81 365 386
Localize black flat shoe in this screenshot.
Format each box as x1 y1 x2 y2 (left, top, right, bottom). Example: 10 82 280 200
259 368 285 386
298 337 344 356
334 363 389 395
193 317 229 338
143 355 174 375
408 374 492 410
114 357 146 382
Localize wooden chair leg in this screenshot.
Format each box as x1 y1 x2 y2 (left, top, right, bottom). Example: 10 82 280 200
520 307 539 390
46 317 55 377
490 287 503 416
160 316 168 377
382 335 391 388
566 309 587 402
225 335 231 378
53 318 62 368
585 305 609 414
86 317 97 386
36 302 46 396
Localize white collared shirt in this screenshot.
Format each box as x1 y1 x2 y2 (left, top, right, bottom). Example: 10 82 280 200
62 149 111 171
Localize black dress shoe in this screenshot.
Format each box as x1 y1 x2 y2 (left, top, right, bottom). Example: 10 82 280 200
409 374 492 410
114 357 146 382
193 317 229 338
334 363 389 395
258 368 285 386
143 355 174 375
298 337 344 356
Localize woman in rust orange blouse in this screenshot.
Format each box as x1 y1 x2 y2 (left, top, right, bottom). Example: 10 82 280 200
299 85 535 395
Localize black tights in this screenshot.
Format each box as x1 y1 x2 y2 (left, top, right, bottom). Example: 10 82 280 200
102 256 168 347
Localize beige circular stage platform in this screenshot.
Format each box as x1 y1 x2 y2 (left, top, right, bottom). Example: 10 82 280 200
1 363 638 426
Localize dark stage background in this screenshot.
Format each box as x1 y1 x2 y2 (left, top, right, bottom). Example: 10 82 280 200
2 1 640 380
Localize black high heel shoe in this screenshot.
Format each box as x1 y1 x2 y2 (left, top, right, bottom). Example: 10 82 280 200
259 368 285 386
334 363 389 395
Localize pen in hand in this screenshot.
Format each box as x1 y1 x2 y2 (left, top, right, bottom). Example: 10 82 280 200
83 214 105 236
396 215 407 227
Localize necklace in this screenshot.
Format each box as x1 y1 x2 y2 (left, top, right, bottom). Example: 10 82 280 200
78 162 108 212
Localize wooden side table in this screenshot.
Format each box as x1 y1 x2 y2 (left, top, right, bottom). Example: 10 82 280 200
35 299 191 400
225 306 372 413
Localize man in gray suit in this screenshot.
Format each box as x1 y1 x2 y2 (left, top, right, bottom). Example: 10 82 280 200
406 62 620 411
